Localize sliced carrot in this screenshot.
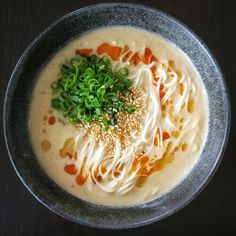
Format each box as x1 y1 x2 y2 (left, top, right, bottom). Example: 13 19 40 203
64 164 78 175
130 52 141 65
75 48 93 55
48 115 56 125
163 132 170 141
97 43 122 60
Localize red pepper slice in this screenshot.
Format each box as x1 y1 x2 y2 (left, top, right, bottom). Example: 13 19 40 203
75 48 93 55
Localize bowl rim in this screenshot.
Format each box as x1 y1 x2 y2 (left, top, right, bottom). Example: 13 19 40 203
3 2 231 229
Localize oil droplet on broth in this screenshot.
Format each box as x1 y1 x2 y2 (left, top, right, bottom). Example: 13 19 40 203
188 98 195 113
187 90 195 113
136 176 148 188
48 109 53 115
181 143 188 151
43 115 47 121
41 140 51 151
172 130 180 138
179 83 184 96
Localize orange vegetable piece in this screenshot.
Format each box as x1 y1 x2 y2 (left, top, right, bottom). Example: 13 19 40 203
64 164 78 175
75 48 93 55
48 115 56 125
97 43 122 60
130 52 141 65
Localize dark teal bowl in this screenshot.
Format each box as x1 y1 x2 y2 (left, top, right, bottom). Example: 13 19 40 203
3 3 230 229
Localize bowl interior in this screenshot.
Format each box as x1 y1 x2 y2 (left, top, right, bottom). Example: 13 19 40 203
4 3 230 229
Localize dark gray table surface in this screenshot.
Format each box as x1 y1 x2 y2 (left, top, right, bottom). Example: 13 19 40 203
0 0 235 235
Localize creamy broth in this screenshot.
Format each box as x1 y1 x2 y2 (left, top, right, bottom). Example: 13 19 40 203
29 27 208 206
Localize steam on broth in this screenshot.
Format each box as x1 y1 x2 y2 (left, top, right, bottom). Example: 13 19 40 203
29 27 208 206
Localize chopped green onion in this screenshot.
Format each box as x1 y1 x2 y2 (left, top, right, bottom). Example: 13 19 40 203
127 105 136 113
50 54 136 129
119 67 129 76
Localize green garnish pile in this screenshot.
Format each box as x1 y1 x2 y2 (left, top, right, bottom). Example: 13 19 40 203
50 54 136 130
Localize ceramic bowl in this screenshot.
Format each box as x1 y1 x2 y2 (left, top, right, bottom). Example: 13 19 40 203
3 3 230 229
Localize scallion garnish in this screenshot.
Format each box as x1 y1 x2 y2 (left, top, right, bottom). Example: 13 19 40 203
50 54 135 129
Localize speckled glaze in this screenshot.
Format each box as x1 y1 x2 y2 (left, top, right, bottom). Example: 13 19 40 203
3 3 230 229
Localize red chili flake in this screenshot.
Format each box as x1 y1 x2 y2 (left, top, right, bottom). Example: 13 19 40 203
75 48 93 55
163 132 170 141
97 43 122 61
122 45 129 54
130 52 141 65
48 115 56 125
142 48 158 64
